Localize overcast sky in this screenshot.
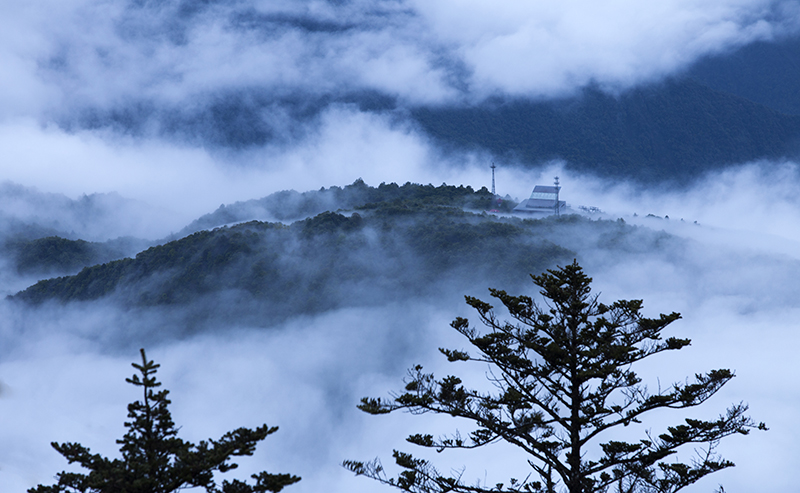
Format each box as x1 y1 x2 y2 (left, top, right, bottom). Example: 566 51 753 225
1 1 800 492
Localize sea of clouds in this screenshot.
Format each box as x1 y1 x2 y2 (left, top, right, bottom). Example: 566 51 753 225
1 157 798 492
2 1 800 492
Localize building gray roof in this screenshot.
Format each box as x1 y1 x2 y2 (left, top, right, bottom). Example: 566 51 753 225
531 185 559 195
513 184 565 214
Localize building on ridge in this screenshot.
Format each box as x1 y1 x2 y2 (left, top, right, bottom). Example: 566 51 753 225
513 181 566 215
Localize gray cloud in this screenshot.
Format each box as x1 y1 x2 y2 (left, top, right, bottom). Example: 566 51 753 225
2 0 798 129
1 2 800 492
415 0 800 98
0 0 797 175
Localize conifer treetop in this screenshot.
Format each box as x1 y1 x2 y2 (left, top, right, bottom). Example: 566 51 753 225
30 349 300 493
346 260 766 493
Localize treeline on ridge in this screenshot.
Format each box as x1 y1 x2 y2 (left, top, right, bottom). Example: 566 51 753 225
180 179 516 235
11 205 571 322
1 180 513 278
3 236 145 276
10 180 680 328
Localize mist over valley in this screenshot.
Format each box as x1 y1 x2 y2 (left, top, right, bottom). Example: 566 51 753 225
2 1 800 492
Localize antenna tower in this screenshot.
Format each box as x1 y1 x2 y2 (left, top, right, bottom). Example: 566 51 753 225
554 176 561 216
491 162 497 196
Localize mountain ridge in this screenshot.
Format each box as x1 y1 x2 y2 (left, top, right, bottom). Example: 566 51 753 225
10 180 685 334
412 79 800 182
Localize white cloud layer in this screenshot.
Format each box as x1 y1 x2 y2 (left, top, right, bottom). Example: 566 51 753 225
0 0 798 122
1 155 800 491
4 103 795 487
414 0 798 97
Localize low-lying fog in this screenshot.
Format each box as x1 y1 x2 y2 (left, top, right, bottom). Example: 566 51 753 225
0 137 798 492
2 1 798 491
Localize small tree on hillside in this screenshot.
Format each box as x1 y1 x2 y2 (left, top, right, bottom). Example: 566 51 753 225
345 261 765 493
30 349 300 493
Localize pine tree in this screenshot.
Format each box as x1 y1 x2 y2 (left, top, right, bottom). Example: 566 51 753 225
345 261 765 493
30 349 300 493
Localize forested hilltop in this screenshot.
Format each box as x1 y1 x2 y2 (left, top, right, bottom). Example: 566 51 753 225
3 236 148 277
178 179 514 236
1 181 511 279
10 180 680 329
12 207 570 321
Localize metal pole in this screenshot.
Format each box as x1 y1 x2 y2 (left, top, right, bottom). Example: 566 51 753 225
554 176 560 216
491 162 497 196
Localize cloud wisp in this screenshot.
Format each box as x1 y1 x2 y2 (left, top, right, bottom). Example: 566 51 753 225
1 0 798 138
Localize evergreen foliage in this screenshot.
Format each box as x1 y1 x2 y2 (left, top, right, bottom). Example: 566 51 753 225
181 179 512 235
9 180 530 308
5 236 137 276
12 207 575 316
13 237 96 274
345 261 765 493
30 349 300 493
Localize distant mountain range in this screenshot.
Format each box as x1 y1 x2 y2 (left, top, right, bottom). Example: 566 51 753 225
176 179 512 236
74 35 800 184
686 36 800 116
10 212 569 328
413 78 800 183
412 35 800 182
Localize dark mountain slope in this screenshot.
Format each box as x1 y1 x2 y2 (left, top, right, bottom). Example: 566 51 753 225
413 79 800 182
3 236 142 277
686 35 800 116
12 207 574 325
10 181 685 331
